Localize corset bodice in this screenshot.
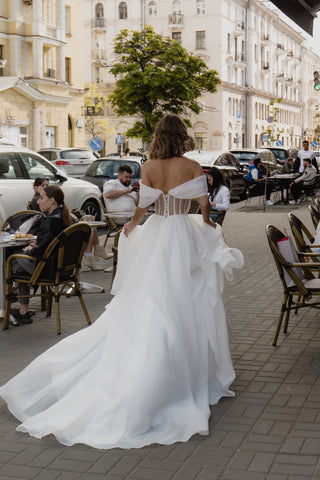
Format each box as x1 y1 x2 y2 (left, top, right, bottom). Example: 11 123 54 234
154 194 191 217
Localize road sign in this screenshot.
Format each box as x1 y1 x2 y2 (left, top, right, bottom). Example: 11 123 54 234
116 134 123 145
262 134 268 142
267 116 273 123
312 141 318 147
236 110 241 118
276 140 282 146
90 137 104 151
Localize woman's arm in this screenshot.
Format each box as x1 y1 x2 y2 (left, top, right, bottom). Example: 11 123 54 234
123 164 151 237
198 195 216 228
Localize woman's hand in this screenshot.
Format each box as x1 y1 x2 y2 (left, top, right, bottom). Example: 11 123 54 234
123 220 137 237
204 219 217 229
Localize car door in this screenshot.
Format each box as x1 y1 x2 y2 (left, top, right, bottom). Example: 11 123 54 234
0 152 34 226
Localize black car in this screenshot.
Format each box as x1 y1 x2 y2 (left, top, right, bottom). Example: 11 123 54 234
81 156 142 192
186 150 248 200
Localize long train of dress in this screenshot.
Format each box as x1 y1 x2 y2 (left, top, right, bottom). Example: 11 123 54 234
0 178 243 449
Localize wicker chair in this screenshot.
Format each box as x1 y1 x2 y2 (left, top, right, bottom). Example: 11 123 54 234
266 224 320 346
1 210 42 232
309 204 320 230
288 213 320 266
3 223 92 335
99 194 123 248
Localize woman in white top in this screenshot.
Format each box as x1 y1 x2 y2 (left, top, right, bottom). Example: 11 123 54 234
207 166 230 222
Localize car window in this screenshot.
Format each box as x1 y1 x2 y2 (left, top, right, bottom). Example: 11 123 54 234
0 152 24 179
269 149 287 161
217 153 238 167
39 151 51 160
51 152 57 161
61 150 95 160
232 152 256 162
18 152 57 180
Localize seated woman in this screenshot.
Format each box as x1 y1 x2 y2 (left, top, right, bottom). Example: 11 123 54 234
28 177 49 211
207 166 230 222
11 185 73 325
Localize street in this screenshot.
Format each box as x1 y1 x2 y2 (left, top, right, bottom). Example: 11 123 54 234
0 198 320 480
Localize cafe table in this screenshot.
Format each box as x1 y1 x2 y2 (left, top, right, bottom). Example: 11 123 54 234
271 173 300 204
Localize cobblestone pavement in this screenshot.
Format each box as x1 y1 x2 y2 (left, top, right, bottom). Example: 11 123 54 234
1 198 320 480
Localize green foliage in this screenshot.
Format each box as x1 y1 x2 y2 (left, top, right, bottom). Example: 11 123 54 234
84 83 114 137
262 97 283 143
108 26 220 143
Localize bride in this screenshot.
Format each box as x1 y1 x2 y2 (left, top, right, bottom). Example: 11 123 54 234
0 114 243 450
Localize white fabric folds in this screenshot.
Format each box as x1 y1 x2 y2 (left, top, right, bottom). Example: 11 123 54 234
0 177 243 450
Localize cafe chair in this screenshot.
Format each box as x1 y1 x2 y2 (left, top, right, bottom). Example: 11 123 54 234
211 210 226 226
288 213 320 266
266 224 320 346
1 210 41 232
99 194 123 248
111 229 122 287
309 204 320 230
3 223 92 335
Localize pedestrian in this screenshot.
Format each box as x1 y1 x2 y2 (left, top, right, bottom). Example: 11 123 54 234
246 157 274 205
294 140 318 173
28 176 49 211
0 114 243 450
289 158 317 204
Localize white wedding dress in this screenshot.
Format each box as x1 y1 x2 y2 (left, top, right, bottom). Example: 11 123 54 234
0 176 243 450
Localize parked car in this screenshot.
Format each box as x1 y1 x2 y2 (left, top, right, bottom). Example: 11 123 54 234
265 147 299 165
0 146 102 225
81 156 142 192
37 148 96 178
230 148 282 175
186 150 248 200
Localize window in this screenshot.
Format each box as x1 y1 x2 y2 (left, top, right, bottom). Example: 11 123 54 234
227 33 231 52
172 0 182 14
65 57 71 83
196 31 206 49
18 153 57 181
0 153 24 179
148 0 157 17
95 2 105 27
0 45 3 77
195 133 207 150
119 2 127 19
65 5 71 34
172 32 182 44
196 0 206 15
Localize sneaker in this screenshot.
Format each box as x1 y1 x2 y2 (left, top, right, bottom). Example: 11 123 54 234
289 200 296 205
10 309 33 325
265 200 274 206
296 198 301 204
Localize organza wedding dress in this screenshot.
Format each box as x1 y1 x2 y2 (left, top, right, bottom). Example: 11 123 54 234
0 176 243 450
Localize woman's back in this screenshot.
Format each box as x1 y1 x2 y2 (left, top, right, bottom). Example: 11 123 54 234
142 156 203 193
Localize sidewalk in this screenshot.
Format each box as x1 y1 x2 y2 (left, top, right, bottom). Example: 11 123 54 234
0 200 320 480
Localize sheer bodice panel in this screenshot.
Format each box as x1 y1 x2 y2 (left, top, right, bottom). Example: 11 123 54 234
155 194 191 217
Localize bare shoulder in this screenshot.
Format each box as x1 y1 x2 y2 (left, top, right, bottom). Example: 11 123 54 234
182 156 203 176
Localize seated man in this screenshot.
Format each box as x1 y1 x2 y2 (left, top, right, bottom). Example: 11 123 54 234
289 158 317 205
246 157 274 205
282 157 294 174
103 165 138 225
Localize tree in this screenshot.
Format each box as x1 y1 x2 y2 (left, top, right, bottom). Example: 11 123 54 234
84 83 114 138
108 26 220 143
262 97 283 144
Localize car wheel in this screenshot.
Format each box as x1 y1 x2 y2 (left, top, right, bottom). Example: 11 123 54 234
81 200 101 221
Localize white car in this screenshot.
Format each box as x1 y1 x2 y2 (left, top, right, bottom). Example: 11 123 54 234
0 146 102 226
37 147 96 178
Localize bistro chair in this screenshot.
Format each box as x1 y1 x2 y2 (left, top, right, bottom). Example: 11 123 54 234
3 223 92 335
1 210 42 232
99 194 123 248
111 229 122 287
288 213 320 266
266 224 320 346
211 210 226 226
309 204 320 230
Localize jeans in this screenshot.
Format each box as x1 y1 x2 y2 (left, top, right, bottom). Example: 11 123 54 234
12 256 36 305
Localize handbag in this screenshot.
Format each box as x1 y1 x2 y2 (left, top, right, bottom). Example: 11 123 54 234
276 236 304 287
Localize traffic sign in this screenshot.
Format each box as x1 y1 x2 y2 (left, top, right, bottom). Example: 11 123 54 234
262 134 268 142
236 110 241 118
276 140 282 146
90 137 104 151
116 134 123 145
267 116 273 123
312 141 318 147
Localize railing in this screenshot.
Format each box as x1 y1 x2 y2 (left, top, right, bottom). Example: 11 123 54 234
46 24 57 38
235 52 245 62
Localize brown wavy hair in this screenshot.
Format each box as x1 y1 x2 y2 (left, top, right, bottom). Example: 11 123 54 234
148 114 195 159
43 185 73 226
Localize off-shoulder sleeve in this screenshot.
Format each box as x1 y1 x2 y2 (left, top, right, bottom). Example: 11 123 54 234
171 176 208 199
138 182 162 208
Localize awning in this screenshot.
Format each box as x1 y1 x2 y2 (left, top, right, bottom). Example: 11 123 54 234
270 0 320 35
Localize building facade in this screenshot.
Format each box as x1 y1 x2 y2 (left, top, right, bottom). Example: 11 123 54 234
0 0 85 150
85 0 320 153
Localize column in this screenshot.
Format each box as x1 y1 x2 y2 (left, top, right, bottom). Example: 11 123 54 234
32 38 43 78
32 105 41 151
56 44 65 82
10 37 20 76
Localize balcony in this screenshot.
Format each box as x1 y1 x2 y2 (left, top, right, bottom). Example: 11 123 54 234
168 13 184 26
92 50 107 65
46 24 57 39
286 76 294 83
234 52 245 65
276 43 285 55
262 63 270 70
287 50 293 57
92 17 106 30
234 21 245 36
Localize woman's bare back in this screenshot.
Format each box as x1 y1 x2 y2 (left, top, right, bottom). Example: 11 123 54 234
142 156 203 194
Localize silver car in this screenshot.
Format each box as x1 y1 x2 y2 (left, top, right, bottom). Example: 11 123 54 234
38 148 96 178
0 146 102 225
